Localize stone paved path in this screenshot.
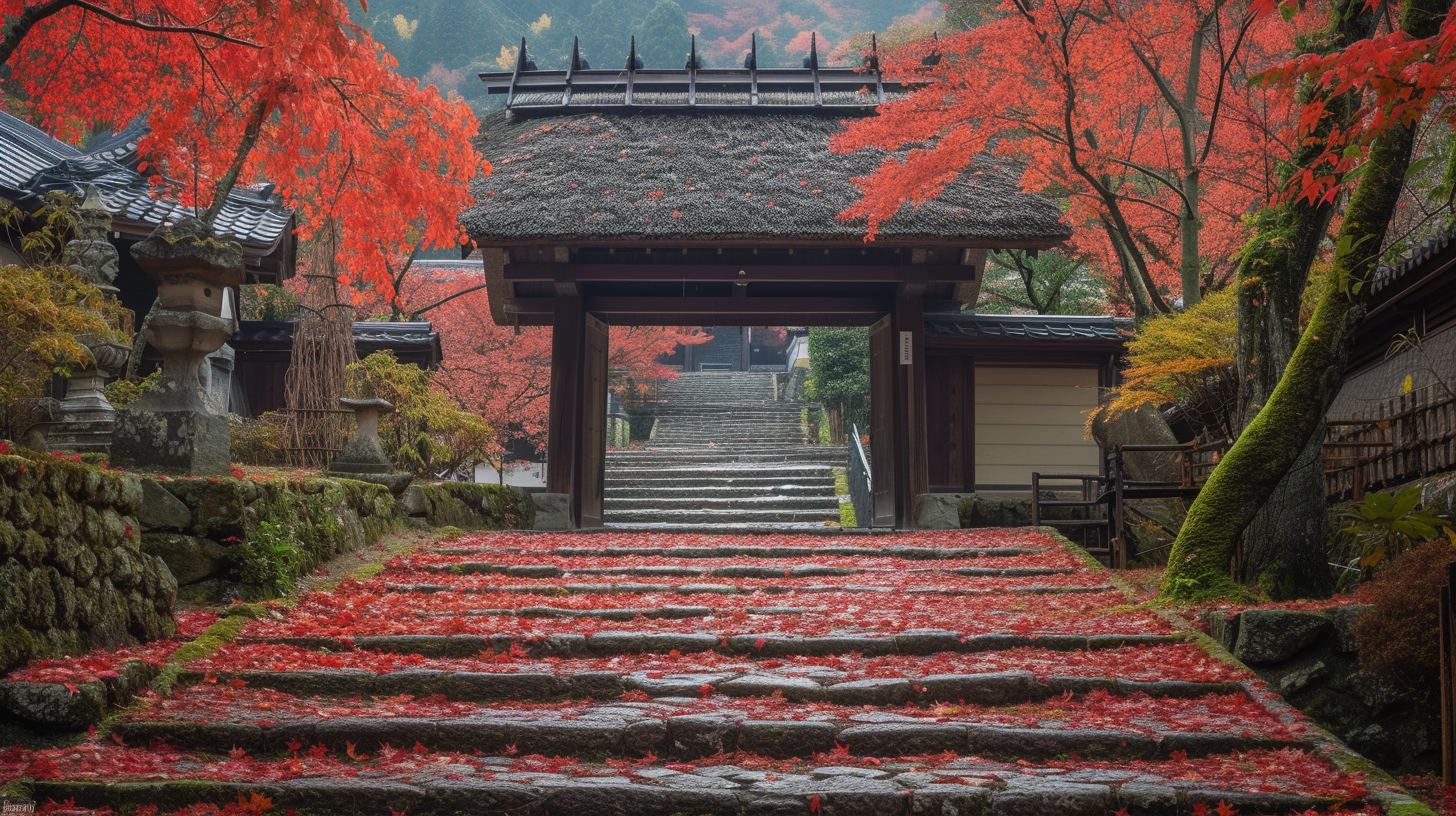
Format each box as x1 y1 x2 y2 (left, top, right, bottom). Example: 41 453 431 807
0 529 1425 815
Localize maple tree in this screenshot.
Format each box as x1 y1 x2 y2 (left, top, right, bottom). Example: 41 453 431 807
4 0 484 299
831 0 1302 315
1161 0 1454 601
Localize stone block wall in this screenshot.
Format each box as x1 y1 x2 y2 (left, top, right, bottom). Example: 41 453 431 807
138 474 403 600
400 482 535 531
0 451 176 673
1207 605 1438 772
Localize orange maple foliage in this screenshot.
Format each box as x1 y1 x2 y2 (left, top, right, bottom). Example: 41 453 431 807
4 0 484 300
832 0 1308 313
1262 0 1456 206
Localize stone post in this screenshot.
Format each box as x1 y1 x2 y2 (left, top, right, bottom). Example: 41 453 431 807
111 218 242 476
51 188 130 453
326 397 414 493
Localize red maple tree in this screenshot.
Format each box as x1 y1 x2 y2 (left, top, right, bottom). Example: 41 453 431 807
831 0 1308 314
4 0 483 298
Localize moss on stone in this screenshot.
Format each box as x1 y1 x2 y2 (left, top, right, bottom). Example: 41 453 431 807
151 615 247 698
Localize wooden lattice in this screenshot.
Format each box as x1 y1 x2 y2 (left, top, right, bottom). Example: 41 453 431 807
283 224 357 468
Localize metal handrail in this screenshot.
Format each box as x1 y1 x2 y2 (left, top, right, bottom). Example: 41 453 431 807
848 423 873 529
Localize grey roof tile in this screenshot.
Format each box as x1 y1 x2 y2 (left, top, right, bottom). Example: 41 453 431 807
0 110 292 253
923 313 1131 342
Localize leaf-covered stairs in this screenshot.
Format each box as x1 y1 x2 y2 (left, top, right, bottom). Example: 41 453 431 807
0 529 1427 816
604 372 845 528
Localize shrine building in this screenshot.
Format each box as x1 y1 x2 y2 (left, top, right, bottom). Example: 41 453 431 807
461 37 1124 528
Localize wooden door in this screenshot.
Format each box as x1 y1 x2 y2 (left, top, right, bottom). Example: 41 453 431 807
926 354 974 492
580 314 609 527
868 316 896 527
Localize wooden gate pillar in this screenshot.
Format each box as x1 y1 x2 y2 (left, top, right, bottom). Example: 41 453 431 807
547 297 610 528
893 289 928 526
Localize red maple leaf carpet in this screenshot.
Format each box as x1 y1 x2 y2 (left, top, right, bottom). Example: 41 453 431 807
0 529 1422 815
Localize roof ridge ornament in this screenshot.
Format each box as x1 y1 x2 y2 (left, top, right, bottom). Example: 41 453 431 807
485 36 923 116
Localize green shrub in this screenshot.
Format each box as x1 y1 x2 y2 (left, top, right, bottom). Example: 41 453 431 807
230 411 289 466
104 370 159 411
348 350 492 477
1354 539 1456 700
225 519 304 596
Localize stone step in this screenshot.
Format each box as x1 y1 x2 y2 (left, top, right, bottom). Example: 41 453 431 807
603 485 838 500
167 667 1240 706
605 508 840 524
429 563 1075 579
603 497 842 512
384 580 1107 597
604 474 836 488
114 696 1299 763
238 631 1178 659
27 762 1354 816
424 544 1049 559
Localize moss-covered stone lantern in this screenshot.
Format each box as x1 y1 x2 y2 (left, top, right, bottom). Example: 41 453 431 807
111 217 243 476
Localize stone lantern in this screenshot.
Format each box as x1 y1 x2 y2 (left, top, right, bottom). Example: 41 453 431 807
51 187 131 453
111 217 242 476
326 397 414 493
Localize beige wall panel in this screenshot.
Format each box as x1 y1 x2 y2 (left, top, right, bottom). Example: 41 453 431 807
975 365 1102 488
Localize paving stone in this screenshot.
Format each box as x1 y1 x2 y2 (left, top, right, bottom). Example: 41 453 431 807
824 678 914 705
737 720 840 758
1115 782 1178 814
668 715 740 758
314 716 438 751
423 779 540 813
274 779 427 816
717 673 826 701
966 726 1159 760
839 723 968 756
811 767 892 779
909 783 994 815
918 671 1042 705
992 777 1113 816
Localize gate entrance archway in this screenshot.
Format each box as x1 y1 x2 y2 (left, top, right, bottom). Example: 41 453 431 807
461 45 1070 528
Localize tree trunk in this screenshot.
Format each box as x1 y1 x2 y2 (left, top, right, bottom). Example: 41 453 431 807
1227 0 1377 599
1160 31 1434 601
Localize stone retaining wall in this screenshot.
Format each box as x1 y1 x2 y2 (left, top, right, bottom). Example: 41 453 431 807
0 451 176 673
142 477 535 601
1206 605 1438 772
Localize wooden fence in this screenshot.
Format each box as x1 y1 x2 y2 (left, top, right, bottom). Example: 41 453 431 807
1324 386 1456 500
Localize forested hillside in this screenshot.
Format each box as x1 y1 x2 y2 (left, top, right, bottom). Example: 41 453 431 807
363 0 941 112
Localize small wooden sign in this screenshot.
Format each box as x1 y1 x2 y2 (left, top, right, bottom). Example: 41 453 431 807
899 331 912 365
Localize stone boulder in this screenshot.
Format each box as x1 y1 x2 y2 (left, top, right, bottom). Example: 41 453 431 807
1233 609 1332 664
136 478 193 531
140 533 226 585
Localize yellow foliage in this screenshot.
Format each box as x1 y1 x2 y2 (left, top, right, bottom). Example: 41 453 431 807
391 14 418 40
0 264 122 437
529 14 552 34
1089 288 1239 437
495 45 519 70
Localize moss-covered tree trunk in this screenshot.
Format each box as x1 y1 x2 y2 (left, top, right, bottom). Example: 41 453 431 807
1160 0 1445 598
1233 0 1376 598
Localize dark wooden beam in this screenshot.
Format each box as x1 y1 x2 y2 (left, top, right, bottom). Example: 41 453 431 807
583 296 888 316
504 263 976 283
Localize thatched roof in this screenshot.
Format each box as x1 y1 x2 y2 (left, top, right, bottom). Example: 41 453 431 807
461 109 1070 247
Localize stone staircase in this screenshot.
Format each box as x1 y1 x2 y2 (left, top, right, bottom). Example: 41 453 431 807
605 372 845 528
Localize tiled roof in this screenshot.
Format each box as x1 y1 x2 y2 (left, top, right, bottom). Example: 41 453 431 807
1370 232 1456 298
924 313 1131 341
233 320 444 368
0 111 293 254
463 110 1071 246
